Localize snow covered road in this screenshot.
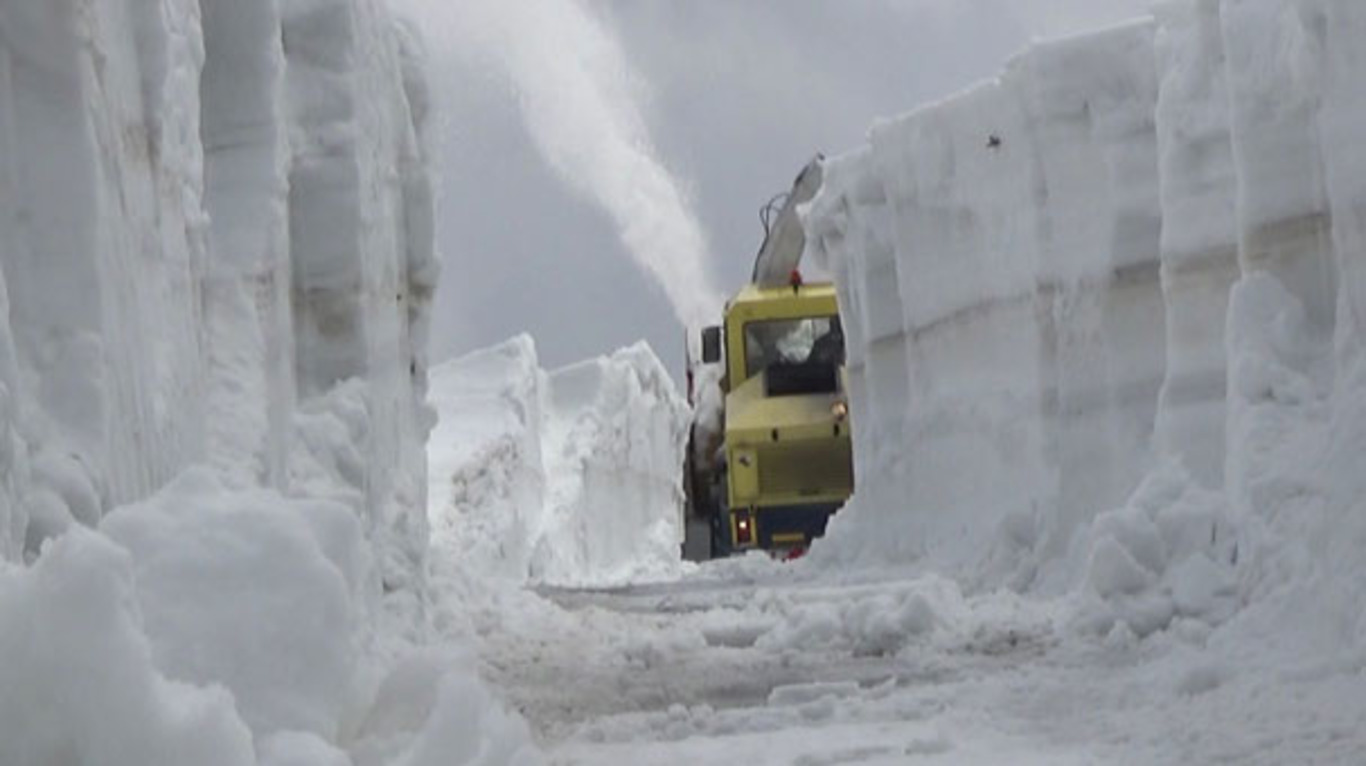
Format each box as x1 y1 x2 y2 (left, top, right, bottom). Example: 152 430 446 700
464 563 1366 765
425 335 1366 764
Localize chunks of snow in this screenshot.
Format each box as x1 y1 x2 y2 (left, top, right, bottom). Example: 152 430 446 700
102 468 365 740
350 650 543 766
0 529 256 766
389 668 545 766
428 336 545 583
259 732 354 766
1076 461 1237 637
428 335 691 589
754 578 955 657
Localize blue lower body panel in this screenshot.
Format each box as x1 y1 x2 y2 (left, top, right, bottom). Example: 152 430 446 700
750 502 842 549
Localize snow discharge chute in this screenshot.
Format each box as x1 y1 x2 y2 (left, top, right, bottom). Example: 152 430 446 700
393 0 723 331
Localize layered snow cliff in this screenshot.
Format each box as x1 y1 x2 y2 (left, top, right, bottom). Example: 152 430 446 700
805 0 1365 651
0 0 473 761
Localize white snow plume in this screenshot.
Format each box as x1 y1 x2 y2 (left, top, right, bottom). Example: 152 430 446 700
390 0 722 330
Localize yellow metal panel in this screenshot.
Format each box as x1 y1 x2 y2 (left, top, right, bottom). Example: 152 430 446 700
725 372 847 439
756 439 853 497
723 282 840 389
718 280 854 516
730 447 760 502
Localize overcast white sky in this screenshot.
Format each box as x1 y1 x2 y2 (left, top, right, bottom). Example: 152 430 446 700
418 0 1154 376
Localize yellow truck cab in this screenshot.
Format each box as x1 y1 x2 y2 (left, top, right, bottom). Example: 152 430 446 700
700 278 854 554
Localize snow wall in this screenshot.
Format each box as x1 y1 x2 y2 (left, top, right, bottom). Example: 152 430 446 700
427 335 691 589
805 0 1366 649
0 1 535 763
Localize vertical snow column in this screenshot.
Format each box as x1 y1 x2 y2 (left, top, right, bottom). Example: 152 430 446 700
0 0 209 553
847 151 907 545
394 19 438 418
0 4 33 559
79 0 209 505
804 147 908 556
1311 0 1366 645
1221 0 1337 333
115 0 211 501
199 0 296 489
866 76 1056 579
1317 0 1366 363
1221 0 1336 544
0 0 109 547
282 0 433 596
1151 0 1240 489
348 0 432 548
802 149 878 536
1017 22 1165 561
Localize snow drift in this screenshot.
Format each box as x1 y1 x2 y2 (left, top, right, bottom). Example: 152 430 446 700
804 0 1366 652
0 529 256 766
428 335 690 589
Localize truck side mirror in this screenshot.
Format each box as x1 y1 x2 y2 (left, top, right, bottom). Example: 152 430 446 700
701 326 722 364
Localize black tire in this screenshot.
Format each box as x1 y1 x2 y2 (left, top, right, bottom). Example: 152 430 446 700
710 511 732 558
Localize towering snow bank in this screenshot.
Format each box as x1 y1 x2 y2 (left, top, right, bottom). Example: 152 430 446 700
806 0 1366 651
807 19 1165 588
0 0 434 576
0 0 211 539
0 0 463 757
428 336 690 589
282 0 437 608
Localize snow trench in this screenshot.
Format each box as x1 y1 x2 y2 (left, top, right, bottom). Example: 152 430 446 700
804 0 1366 650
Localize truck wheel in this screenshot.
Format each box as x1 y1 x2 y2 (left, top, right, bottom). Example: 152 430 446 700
710 512 732 558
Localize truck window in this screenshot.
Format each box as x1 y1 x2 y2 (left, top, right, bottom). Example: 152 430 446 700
743 316 843 380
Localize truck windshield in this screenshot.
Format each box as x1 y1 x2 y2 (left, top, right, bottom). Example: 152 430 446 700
743 316 843 380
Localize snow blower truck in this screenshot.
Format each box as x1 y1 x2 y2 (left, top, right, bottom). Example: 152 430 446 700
684 158 854 559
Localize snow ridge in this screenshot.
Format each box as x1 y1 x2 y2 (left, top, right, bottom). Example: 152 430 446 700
427 335 691 591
